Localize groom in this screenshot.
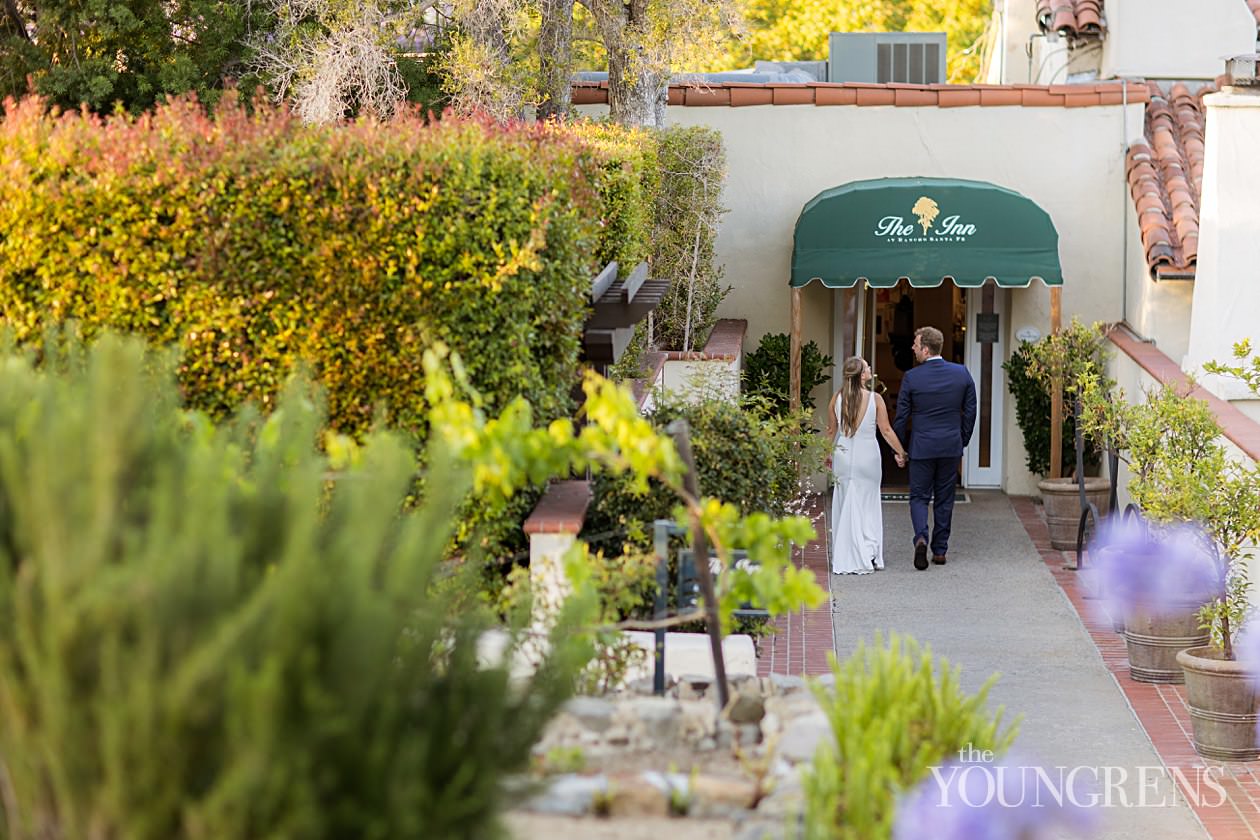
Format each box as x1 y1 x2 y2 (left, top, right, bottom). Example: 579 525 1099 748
892 326 977 571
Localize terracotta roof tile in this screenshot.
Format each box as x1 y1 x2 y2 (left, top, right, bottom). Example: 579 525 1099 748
1125 81 1219 279
1036 0 1106 38
1035 0 1259 39
813 86 857 105
569 80 1150 110
729 86 773 107
979 88 1022 106
684 87 730 106
894 88 937 106
938 88 982 107
771 85 813 105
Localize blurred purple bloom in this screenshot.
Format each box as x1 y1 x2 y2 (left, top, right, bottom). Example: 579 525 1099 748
1236 626 1260 694
1089 518 1222 618
895 757 1098 840
1239 628 1260 747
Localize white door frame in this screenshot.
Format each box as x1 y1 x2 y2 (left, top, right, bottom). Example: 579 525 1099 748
963 285 1005 488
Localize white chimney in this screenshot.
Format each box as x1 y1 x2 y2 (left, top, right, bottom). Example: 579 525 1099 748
1183 56 1260 406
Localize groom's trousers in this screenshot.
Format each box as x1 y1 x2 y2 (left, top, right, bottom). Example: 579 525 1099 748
908 456 958 557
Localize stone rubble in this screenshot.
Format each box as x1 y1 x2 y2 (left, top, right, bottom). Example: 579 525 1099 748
517 672 829 834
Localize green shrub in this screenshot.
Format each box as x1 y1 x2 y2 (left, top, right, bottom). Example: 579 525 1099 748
1005 343 1081 476
1007 319 1107 477
742 332 834 416
650 125 730 352
803 633 1020 840
586 390 825 556
0 332 597 840
0 96 654 440
0 98 661 561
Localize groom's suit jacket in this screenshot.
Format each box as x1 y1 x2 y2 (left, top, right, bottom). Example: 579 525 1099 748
892 358 978 460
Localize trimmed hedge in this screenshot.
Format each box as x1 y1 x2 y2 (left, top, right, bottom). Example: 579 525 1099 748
0 96 655 440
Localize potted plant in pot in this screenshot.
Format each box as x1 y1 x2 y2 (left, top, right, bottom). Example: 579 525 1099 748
1090 518 1221 684
1014 319 1110 549
1079 372 1259 688
1174 341 1260 760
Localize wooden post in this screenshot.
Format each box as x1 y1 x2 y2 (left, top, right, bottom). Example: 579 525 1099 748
789 287 802 412
1049 286 1063 480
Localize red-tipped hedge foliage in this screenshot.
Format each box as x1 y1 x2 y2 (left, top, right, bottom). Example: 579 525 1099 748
0 96 656 436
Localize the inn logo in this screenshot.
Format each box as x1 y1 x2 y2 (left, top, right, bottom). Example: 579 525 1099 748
875 196 977 242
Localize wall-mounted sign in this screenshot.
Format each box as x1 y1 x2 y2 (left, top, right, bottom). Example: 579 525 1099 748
976 313 1000 344
1015 326 1042 344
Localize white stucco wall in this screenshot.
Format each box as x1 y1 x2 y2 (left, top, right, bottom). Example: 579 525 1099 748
579 99 1142 492
1101 0 1256 80
1029 34 1072 85
989 0 1044 84
660 357 740 402
1120 198 1195 364
1185 89 1260 399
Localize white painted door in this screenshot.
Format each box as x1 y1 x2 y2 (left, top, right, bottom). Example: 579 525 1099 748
963 285 1005 488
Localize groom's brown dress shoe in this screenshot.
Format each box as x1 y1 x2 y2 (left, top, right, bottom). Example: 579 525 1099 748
932 554 947 565
914 541 929 570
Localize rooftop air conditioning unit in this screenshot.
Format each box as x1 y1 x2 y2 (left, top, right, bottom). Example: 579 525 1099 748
828 32 947 85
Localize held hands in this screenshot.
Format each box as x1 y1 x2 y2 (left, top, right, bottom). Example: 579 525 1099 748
894 452 907 468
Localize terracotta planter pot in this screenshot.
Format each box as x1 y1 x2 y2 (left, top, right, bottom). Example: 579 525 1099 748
1123 604 1210 684
1177 645 1260 761
1038 477 1111 550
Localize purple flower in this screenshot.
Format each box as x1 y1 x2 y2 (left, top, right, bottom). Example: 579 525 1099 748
1238 627 1260 747
894 757 1098 840
1089 519 1222 619
1236 625 1260 694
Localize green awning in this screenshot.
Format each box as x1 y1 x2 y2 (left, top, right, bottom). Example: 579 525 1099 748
790 177 1063 288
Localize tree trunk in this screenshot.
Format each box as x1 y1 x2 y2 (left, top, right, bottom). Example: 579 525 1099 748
537 0 573 121
607 51 663 126
584 0 666 128
2 0 31 41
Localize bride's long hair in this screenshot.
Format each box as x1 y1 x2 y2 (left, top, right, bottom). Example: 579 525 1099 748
838 356 868 438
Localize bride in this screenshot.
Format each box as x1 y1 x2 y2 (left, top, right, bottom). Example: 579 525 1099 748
825 357 909 574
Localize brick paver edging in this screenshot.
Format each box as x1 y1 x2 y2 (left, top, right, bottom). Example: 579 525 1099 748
756 495 834 678
1012 495 1260 840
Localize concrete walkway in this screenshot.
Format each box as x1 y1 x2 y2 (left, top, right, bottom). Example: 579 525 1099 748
825 490 1207 840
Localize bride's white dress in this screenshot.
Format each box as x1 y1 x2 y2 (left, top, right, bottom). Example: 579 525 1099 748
831 394 884 574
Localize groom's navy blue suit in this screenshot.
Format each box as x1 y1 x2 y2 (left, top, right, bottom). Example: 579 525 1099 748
892 357 977 558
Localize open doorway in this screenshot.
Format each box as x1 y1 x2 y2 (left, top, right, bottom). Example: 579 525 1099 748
866 282 967 490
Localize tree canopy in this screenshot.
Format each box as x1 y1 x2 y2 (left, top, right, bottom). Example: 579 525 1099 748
1 0 994 117
0 0 268 111
708 0 993 82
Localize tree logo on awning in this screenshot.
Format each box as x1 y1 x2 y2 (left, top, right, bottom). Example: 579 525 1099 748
912 196 939 233
874 195 978 243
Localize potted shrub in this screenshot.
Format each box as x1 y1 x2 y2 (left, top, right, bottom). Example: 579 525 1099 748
1083 344 1260 756
1079 373 1257 688
1174 459 1260 758
1174 342 1260 759
1091 518 1219 684
1015 319 1110 549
